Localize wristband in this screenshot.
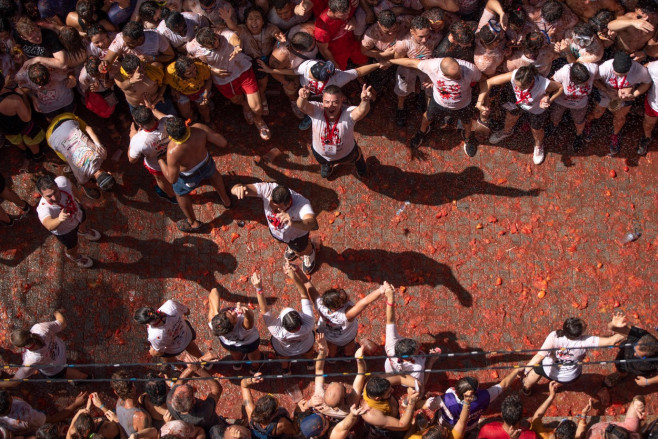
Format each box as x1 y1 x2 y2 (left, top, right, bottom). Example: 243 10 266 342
100 404 106 410
386 301 394 306
256 288 263 295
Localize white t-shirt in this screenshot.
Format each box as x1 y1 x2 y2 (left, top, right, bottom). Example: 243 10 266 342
538 330 600 382
553 63 597 109
417 58 481 110
315 299 357 346
185 33 251 85
160 420 196 439
108 30 171 58
147 300 193 355
208 309 260 346
511 70 550 114
384 323 426 385
16 68 74 114
309 102 357 161
294 60 358 96
597 58 651 90
0 398 46 434
129 118 171 171
262 300 315 356
253 182 314 242
14 321 66 378
646 61 658 113
156 12 205 49
37 176 84 235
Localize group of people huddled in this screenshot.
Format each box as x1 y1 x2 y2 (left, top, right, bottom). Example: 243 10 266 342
0 268 656 439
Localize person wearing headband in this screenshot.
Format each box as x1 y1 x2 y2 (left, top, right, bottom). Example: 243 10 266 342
102 21 174 68
474 19 507 78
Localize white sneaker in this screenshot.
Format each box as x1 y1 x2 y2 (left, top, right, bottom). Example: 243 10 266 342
79 228 101 241
489 130 512 144
302 248 316 275
291 101 305 119
66 254 93 268
533 144 546 165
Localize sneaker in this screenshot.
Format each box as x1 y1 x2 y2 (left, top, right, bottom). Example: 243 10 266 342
66 254 93 268
637 137 650 156
78 228 101 241
584 122 593 142
291 101 305 119
284 246 298 261
82 186 101 200
320 163 334 179
533 144 546 165
409 129 429 149
298 115 312 131
573 134 584 152
609 134 621 156
302 247 316 275
154 185 178 204
464 137 478 157
395 108 407 127
489 130 512 144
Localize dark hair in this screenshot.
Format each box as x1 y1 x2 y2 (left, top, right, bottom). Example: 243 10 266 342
132 105 156 126
0 71 4 88
501 395 524 426
508 7 526 28
637 0 657 15
244 5 265 21
111 370 134 399
450 21 474 45
365 377 390 398
76 0 96 23
394 338 418 358
0 17 10 34
199 0 214 7
122 21 145 41
271 185 291 204
36 174 58 193
71 412 95 439
165 117 188 140
171 385 195 413
328 0 349 13
211 309 235 336
87 23 107 39
272 0 290 10
174 57 194 76
252 395 278 424
573 23 595 38
282 310 303 332
570 63 590 84
0 0 17 19
196 27 216 47
421 7 444 22
0 391 11 416
478 24 497 45
165 10 186 31
133 306 159 324
423 425 451 439
323 84 343 97
121 54 141 74
541 1 563 23
410 15 430 31
208 424 226 439
555 420 578 439
637 334 658 356
139 1 160 22
59 26 86 53
322 289 348 310
454 376 478 399
85 55 102 78
10 329 37 347
522 31 544 58
144 373 168 406
290 31 315 51
28 63 50 86
36 424 61 439
377 9 396 28
589 9 614 32
556 317 585 339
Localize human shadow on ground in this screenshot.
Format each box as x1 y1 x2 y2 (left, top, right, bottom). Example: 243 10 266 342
320 247 473 307
361 158 542 206
98 235 238 291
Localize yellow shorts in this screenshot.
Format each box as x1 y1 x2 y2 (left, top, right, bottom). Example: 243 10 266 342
5 129 45 146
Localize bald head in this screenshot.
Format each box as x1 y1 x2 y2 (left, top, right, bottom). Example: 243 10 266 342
440 57 461 80
324 383 346 407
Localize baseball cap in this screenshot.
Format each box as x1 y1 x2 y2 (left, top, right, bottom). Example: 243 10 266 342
310 61 336 82
300 413 326 438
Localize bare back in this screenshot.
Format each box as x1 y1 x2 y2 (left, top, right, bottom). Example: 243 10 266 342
167 127 209 172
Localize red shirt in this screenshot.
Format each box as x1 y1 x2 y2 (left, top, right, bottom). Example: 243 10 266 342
314 7 355 44
478 423 537 439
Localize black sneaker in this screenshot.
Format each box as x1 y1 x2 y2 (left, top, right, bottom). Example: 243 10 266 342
637 137 650 156
395 108 407 127
284 246 297 261
609 134 621 156
573 134 584 152
320 163 334 178
409 129 429 149
464 137 478 157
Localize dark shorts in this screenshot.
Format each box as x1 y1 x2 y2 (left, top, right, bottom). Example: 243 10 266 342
426 96 474 124
128 93 178 116
271 230 310 252
172 156 216 196
311 141 360 165
532 364 580 384
162 321 197 358
219 337 260 354
0 174 5 194
43 367 67 379
41 102 76 120
252 56 269 80
508 105 548 130
55 208 87 250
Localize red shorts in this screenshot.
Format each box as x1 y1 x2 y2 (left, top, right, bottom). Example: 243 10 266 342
645 97 658 118
215 69 259 99
144 162 163 176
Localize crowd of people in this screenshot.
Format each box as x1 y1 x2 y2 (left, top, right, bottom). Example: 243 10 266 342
0 0 656 435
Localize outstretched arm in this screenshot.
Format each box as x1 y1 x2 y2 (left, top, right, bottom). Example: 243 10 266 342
345 284 385 321
531 381 558 422
351 345 367 396
385 282 396 324
251 272 268 314
389 58 421 69
241 374 263 421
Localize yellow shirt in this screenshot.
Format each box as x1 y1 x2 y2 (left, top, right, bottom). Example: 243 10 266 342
531 418 552 439
165 61 210 95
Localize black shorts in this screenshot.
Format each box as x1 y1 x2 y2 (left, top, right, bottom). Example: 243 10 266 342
43 367 67 379
161 321 197 358
219 337 260 354
271 231 310 252
311 141 361 165
0 173 5 194
532 364 580 384
426 96 474 124
54 208 87 250
508 105 548 130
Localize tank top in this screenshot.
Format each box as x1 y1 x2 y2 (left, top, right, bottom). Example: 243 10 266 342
0 92 28 135
249 408 293 439
116 401 147 436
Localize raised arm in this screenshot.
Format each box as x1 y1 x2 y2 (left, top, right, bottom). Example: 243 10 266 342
331 405 369 439
498 368 522 391
314 334 328 393
195 368 223 402
351 345 367 396
350 84 373 122
54 309 67 330
345 284 385 321
452 392 475 439
241 374 263 421
389 58 421 69
251 272 268 314
354 62 383 78
531 381 558 422
284 262 311 301
296 85 315 116
385 282 396 325
230 183 260 200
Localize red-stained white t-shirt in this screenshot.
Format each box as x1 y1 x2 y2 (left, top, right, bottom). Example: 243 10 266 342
309 102 357 161
553 62 597 109
108 30 171 58
417 58 481 110
597 58 651 90
511 70 550 114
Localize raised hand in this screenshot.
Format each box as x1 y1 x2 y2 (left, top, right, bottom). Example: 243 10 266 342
250 272 262 290
360 84 374 101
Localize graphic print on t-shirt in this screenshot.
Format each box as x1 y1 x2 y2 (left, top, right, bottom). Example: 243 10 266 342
564 83 590 101
435 79 462 102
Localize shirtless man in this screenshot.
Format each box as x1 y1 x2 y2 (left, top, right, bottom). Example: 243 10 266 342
565 0 623 21
114 54 177 115
607 2 658 60
158 116 231 233
360 377 419 438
